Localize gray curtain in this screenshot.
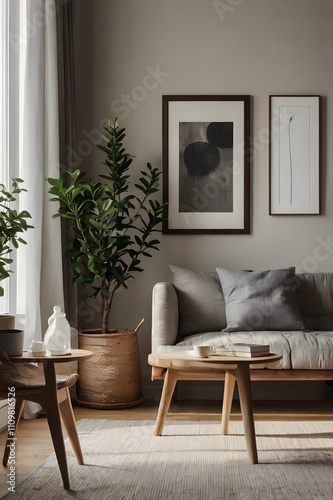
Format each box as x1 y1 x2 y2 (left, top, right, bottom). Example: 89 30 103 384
56 0 78 331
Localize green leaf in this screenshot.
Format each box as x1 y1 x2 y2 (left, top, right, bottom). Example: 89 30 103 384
89 219 104 231
88 228 100 245
142 251 152 257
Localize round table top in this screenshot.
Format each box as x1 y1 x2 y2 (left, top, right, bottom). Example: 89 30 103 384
9 348 93 363
148 351 282 370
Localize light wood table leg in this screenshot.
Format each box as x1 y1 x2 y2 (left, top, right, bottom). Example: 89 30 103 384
231 363 258 464
154 369 178 436
58 387 84 465
221 371 236 435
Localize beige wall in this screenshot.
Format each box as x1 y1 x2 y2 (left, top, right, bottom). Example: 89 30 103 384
73 0 333 398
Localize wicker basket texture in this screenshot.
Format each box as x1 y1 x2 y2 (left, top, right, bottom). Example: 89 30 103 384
77 329 143 409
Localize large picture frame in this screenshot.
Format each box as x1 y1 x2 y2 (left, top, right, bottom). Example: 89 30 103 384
269 95 321 215
162 95 250 234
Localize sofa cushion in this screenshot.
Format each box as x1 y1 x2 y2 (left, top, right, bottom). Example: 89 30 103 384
286 331 333 369
172 330 291 369
168 264 226 336
162 329 333 370
296 273 333 330
216 267 305 332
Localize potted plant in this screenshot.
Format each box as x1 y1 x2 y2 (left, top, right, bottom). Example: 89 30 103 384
47 118 165 408
0 179 33 355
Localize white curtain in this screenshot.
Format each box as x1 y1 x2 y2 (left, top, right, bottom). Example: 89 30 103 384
0 0 64 346
21 0 65 346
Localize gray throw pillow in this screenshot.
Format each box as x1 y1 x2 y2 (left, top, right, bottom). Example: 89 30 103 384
216 267 305 332
169 264 227 336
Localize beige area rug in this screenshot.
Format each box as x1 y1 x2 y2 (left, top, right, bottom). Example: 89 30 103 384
2 419 333 500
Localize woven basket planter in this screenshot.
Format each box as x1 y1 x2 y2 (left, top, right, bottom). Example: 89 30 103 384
76 329 144 409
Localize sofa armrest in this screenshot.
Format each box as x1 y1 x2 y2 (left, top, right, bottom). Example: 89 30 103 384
151 282 179 352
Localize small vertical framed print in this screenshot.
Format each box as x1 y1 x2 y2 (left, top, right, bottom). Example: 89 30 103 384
269 95 321 215
162 95 250 234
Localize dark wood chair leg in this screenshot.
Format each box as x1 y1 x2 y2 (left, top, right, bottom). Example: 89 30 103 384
2 398 25 466
42 392 70 490
42 361 71 490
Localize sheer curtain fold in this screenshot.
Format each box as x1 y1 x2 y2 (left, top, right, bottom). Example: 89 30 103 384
22 0 64 345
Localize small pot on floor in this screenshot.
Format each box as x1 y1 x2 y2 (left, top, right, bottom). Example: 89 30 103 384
0 315 24 356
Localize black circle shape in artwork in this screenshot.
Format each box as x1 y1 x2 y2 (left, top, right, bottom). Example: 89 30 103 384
183 141 220 177
207 122 233 149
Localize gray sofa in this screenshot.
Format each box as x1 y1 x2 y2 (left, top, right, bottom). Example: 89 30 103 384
151 265 333 382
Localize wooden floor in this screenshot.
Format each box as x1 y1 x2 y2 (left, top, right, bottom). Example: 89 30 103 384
0 399 332 496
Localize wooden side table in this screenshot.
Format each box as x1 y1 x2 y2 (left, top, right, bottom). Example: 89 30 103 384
148 351 282 464
7 349 93 489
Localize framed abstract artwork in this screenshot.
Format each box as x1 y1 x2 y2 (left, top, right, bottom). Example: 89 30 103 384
269 95 321 215
162 95 250 234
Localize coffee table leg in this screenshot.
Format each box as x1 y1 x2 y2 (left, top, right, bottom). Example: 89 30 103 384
154 368 178 436
221 371 236 435
232 364 258 464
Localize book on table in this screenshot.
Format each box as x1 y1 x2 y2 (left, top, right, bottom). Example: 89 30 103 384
214 343 270 357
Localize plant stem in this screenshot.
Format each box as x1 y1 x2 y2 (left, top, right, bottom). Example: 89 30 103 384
101 283 118 333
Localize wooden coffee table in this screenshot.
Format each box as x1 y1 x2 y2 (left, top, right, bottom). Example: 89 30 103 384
148 350 282 464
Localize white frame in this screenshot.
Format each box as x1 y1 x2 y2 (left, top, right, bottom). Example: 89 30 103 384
269 95 321 215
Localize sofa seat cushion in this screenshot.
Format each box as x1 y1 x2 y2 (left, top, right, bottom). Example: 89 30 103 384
158 331 293 369
285 331 333 369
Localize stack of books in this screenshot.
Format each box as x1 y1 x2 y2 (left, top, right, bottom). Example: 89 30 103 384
214 343 270 357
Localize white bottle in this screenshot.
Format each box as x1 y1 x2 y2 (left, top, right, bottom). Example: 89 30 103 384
44 306 71 355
